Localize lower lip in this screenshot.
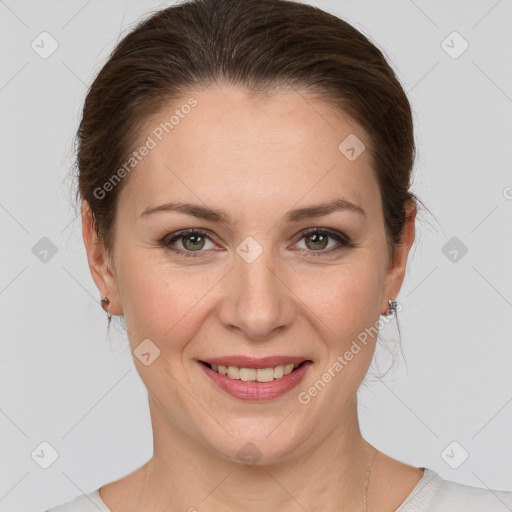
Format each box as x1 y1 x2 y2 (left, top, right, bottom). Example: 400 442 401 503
198 361 312 401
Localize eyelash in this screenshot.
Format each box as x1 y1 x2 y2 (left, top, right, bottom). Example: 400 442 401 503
159 227 354 258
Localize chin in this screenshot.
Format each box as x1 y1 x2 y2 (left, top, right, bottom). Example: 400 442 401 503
201 425 309 468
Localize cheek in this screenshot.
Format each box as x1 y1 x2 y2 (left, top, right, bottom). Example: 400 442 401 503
116 252 217 346
300 261 383 322
301 269 382 400
294 260 384 377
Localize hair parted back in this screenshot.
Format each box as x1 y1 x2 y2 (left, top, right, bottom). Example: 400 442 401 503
74 0 423 263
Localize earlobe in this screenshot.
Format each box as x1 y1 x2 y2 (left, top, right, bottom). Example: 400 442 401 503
81 200 121 315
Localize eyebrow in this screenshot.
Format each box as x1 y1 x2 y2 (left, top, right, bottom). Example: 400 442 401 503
138 198 366 223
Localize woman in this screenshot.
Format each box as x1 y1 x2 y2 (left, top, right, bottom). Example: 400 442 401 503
48 0 512 510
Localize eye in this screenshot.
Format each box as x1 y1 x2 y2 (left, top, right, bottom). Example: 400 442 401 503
160 227 353 258
293 228 351 254
162 229 217 257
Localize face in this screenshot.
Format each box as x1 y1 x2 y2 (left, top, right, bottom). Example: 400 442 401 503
83 85 415 465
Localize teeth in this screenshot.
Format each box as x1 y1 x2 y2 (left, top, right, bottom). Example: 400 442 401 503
209 362 301 382
239 367 256 381
226 366 239 379
255 368 274 382
274 365 284 379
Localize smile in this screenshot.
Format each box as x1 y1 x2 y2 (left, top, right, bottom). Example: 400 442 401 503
198 358 313 401
203 361 303 382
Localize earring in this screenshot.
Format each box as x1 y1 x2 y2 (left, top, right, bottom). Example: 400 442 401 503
101 295 112 325
385 298 398 317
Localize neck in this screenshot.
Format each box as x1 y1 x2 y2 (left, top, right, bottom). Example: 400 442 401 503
133 394 376 512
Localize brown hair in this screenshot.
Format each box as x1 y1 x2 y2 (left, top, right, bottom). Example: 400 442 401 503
73 0 424 263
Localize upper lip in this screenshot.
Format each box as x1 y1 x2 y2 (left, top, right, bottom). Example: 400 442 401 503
200 356 311 369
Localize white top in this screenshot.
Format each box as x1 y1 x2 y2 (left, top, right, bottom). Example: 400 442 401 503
46 468 512 511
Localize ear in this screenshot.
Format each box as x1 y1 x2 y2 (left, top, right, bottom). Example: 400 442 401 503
81 200 122 316
380 200 417 314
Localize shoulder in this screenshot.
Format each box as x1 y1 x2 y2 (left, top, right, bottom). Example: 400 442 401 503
397 468 512 512
45 489 110 512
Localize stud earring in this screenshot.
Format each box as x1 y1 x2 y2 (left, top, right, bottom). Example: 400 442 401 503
386 298 398 317
100 296 112 325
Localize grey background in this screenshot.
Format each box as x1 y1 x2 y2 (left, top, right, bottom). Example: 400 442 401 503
1 0 511 510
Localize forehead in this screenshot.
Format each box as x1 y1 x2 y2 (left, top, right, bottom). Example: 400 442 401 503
118 86 381 223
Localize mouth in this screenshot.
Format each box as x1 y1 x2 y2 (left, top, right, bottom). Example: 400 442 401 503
199 360 310 382
197 358 313 401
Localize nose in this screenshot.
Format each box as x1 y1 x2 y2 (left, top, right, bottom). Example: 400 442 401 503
217 248 295 340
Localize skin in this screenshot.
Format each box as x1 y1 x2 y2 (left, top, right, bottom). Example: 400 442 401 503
82 85 421 511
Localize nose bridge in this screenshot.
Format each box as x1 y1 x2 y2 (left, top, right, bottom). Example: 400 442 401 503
239 248 280 302
219 241 292 339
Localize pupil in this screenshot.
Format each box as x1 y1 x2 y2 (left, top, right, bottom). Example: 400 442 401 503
184 234 204 251
307 233 327 250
